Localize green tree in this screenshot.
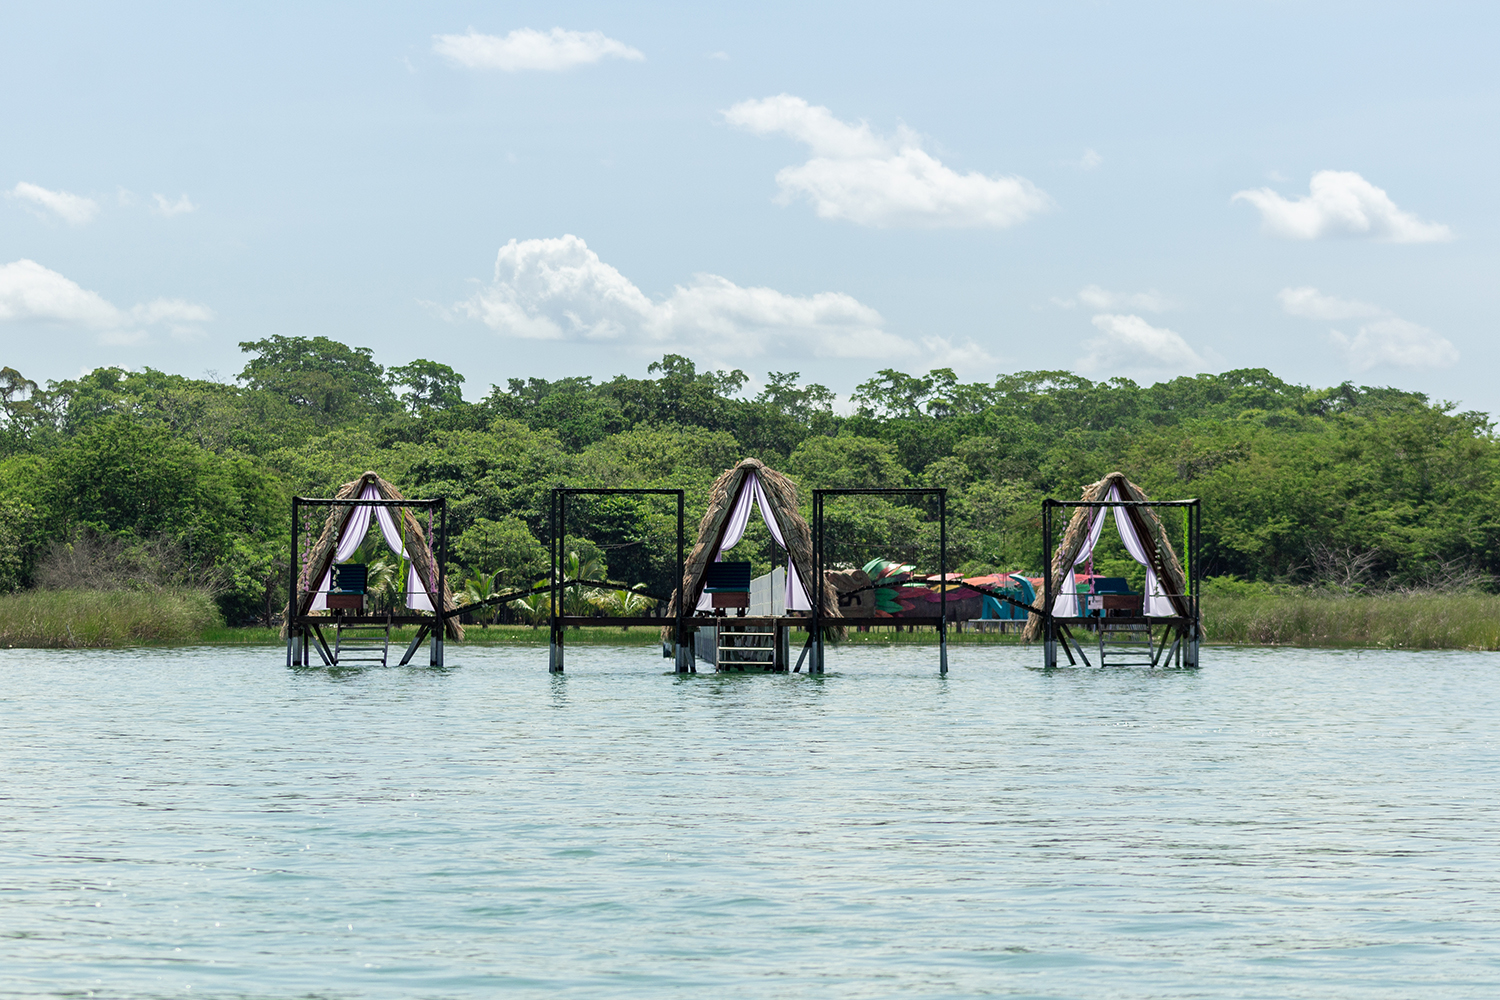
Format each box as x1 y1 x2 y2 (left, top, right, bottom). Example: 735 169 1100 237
453 516 546 588
786 434 909 490
389 359 465 417
0 368 56 454
39 417 281 619
238 335 396 423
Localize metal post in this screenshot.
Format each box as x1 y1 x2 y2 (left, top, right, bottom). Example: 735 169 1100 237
550 489 565 673
1043 501 1057 669
547 489 555 672
288 497 298 667
812 493 824 674
939 489 948 676
431 500 447 667
1185 500 1200 668
676 490 690 673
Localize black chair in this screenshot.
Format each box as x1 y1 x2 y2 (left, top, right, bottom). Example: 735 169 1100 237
705 561 752 615
329 563 368 612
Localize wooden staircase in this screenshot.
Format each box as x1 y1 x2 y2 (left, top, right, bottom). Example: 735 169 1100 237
333 616 392 666
716 623 777 671
1095 620 1156 667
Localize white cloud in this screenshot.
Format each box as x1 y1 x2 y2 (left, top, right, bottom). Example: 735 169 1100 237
1277 285 1456 371
131 298 215 339
152 193 197 216
723 94 1049 229
1055 284 1173 313
1331 319 1458 371
1232 170 1451 243
1081 314 1204 373
920 335 997 371
0 259 213 343
99 328 151 347
0 259 122 327
450 234 948 364
432 28 644 71
9 182 99 225
1277 286 1383 321
1079 148 1102 170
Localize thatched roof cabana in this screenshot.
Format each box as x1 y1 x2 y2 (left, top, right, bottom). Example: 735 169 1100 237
664 458 841 627
286 472 463 640
1022 472 1190 642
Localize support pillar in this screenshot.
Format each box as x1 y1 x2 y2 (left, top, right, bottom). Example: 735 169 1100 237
549 626 564 673
1044 624 1058 669
939 625 949 676
429 631 444 667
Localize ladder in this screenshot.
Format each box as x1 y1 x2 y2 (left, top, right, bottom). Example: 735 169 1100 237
716 623 776 672
1096 619 1155 667
334 615 392 666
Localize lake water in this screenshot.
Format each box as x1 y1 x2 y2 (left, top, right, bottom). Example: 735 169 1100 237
1 643 1497 999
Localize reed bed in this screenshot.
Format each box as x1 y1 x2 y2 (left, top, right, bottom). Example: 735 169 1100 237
1204 592 1500 650
0 589 222 648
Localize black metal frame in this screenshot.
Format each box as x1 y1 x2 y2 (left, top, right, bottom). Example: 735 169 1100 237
1040 497 1200 668
287 495 448 667
812 488 948 676
548 487 686 674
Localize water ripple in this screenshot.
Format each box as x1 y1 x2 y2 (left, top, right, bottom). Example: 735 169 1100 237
0 644 1497 998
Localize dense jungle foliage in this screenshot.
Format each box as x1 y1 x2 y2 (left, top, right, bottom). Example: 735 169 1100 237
1 335 1495 623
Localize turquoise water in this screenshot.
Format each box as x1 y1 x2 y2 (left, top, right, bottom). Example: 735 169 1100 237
1 644 1497 998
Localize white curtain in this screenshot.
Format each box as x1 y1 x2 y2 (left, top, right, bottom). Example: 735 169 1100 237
309 483 434 612
1109 487 1175 617
1050 485 1176 618
1051 503 1109 618
695 471 811 612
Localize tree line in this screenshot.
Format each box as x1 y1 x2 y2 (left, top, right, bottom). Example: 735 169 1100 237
1 336 1494 623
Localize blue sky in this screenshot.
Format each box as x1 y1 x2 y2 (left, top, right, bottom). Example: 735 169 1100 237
2 2 1496 411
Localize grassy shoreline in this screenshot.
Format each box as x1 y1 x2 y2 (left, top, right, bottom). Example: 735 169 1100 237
5 592 1499 651
0 589 222 648
1201 592 1500 650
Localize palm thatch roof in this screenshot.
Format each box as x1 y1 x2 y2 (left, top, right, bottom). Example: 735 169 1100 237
664 458 841 630
284 472 463 640
1022 472 1189 642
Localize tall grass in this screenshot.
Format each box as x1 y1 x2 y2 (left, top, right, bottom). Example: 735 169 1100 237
8 592 1494 651
1203 592 1500 650
0 589 221 648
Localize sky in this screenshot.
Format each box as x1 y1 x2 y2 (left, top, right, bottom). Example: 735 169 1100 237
2 1 1497 412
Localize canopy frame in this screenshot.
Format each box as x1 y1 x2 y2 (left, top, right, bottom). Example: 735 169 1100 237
287 490 451 668
548 487 686 674
812 488 948 676
1040 496 1200 669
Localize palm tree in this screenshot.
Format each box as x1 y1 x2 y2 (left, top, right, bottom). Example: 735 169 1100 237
462 571 498 627
510 591 549 627
589 585 656 630
559 549 608 616
366 554 404 611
